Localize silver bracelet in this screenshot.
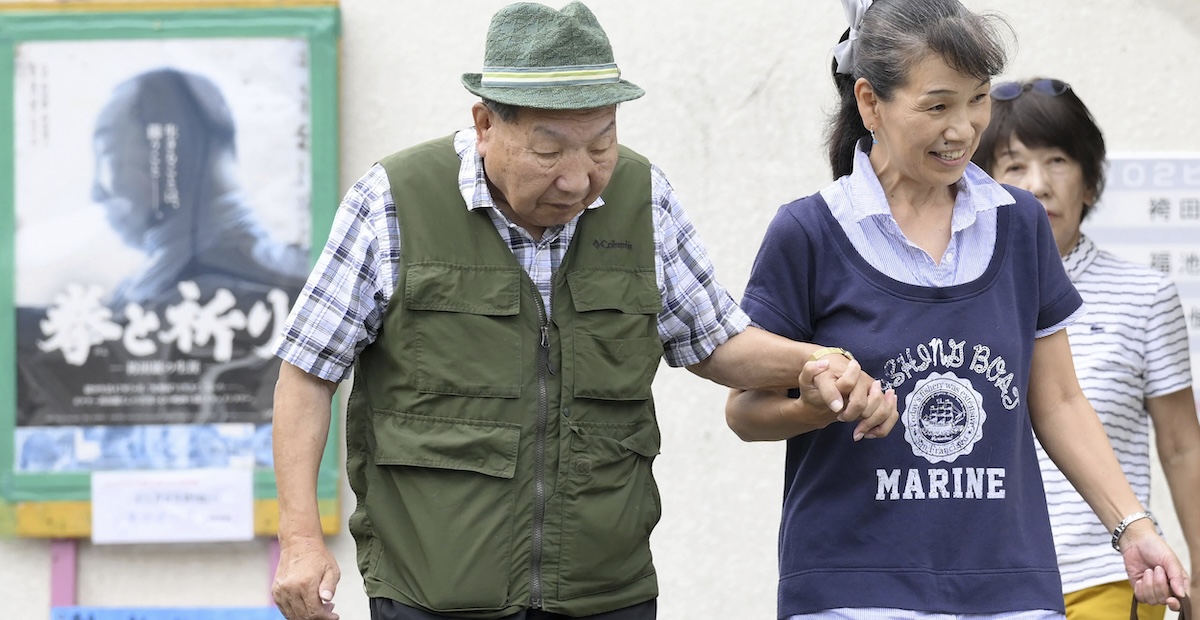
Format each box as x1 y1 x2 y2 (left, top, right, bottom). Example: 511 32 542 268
1110 511 1156 552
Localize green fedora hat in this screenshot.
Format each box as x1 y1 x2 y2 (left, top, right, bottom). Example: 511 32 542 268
462 1 645 110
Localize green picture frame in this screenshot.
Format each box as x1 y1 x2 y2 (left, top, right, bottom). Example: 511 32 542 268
0 4 341 537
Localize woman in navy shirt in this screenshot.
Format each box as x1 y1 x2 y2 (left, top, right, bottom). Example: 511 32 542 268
725 0 1191 618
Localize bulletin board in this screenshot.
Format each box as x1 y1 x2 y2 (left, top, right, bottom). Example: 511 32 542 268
1081 154 1200 391
0 2 342 539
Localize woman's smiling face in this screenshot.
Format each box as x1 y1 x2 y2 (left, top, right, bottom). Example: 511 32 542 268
867 53 993 192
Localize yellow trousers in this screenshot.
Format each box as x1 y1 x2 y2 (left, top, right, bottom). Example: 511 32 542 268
1064 580 1166 620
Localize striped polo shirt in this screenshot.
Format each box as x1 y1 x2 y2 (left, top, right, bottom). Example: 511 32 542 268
1037 234 1193 593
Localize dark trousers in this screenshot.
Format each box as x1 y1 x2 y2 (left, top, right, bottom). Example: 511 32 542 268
370 598 657 620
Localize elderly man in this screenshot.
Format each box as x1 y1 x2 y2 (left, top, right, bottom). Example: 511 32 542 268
269 3 897 620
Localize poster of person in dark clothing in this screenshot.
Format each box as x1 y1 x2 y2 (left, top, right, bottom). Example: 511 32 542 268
10 37 314 474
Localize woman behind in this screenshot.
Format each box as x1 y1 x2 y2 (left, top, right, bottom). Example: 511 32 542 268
725 0 1191 618
973 77 1200 620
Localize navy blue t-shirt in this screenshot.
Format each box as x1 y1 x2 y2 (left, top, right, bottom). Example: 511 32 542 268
742 188 1081 617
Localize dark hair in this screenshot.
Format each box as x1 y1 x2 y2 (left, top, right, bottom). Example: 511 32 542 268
92 68 237 217
972 80 1106 219
482 98 521 122
827 0 1010 178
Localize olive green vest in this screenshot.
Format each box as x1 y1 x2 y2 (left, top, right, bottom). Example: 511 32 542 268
345 135 664 618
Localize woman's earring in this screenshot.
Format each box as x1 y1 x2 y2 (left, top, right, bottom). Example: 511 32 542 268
870 127 878 145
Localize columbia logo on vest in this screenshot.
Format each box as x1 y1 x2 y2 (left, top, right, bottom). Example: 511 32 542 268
593 239 633 250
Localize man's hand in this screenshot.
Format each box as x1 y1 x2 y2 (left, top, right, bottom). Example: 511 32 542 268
724 341 899 442
272 534 341 620
801 357 898 441
1121 520 1191 610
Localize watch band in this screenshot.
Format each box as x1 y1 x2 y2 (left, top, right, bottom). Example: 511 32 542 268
808 346 854 363
1111 511 1156 552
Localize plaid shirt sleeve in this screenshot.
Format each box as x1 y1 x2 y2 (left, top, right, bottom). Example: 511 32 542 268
275 163 399 383
651 164 750 367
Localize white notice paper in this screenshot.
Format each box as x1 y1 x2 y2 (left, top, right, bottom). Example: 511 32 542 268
91 468 254 544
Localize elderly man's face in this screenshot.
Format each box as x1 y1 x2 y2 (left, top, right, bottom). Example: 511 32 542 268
473 103 618 240
91 113 157 249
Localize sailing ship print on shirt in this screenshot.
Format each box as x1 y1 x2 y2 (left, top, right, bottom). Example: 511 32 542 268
903 371 987 464
921 397 967 441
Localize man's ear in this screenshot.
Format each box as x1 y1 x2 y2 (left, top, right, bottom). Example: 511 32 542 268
472 102 493 156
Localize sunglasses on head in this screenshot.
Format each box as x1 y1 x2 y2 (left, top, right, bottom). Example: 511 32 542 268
990 79 1071 101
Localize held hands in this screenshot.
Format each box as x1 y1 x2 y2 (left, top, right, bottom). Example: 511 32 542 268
801 355 898 440
722 344 899 443
1120 519 1192 610
272 534 341 620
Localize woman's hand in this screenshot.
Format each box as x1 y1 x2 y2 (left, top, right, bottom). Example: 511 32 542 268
1120 519 1191 610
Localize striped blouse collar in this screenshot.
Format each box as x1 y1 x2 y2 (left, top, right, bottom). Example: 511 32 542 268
843 141 1014 234
1061 234 1099 281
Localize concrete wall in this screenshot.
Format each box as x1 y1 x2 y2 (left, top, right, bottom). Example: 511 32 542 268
3 1 1198 618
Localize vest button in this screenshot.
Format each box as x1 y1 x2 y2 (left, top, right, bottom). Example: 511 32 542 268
562 407 571 417
573 458 591 475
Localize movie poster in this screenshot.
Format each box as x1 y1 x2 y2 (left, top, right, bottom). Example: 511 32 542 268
0 3 339 503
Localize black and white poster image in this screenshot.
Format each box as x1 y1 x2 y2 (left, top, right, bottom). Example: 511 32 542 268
12 37 313 473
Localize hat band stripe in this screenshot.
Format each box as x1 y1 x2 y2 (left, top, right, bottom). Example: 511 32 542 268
481 64 621 87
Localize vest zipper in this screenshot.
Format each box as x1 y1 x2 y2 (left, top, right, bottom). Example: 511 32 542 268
529 285 552 610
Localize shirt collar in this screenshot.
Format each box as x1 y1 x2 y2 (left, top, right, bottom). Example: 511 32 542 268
844 140 1015 233
453 128 606 216
1060 233 1098 281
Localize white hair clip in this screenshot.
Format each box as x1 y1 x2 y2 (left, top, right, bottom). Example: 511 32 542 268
831 0 874 75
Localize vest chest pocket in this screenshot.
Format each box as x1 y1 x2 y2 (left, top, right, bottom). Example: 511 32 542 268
405 263 524 398
567 269 663 401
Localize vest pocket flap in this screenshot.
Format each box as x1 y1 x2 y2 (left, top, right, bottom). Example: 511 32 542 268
618 422 661 458
567 269 660 313
570 420 661 458
372 411 521 479
405 263 522 315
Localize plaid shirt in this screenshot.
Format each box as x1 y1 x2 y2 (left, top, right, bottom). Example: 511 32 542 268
277 129 749 383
